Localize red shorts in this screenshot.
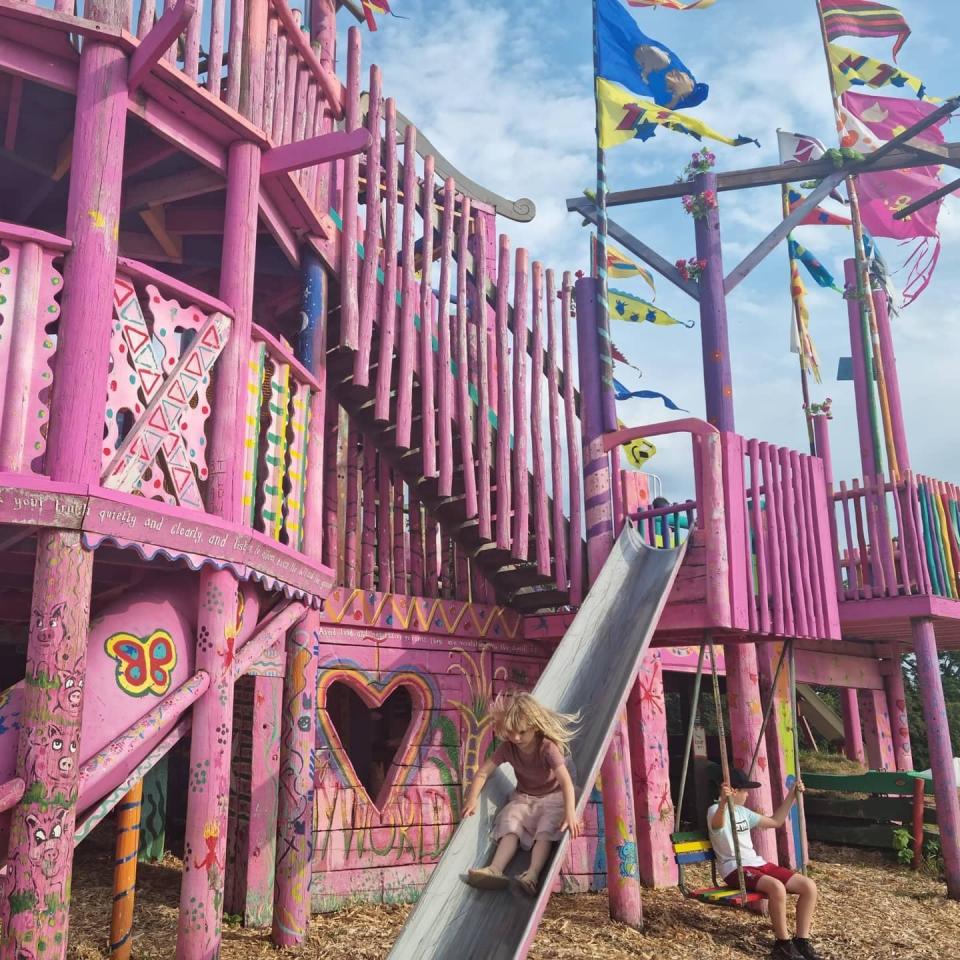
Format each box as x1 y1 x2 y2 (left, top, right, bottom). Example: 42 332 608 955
724 862 796 891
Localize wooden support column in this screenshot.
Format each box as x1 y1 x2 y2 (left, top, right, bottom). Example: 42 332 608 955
139 756 170 862
872 286 910 473
857 688 896 772
839 688 866 765
844 259 880 478
884 655 914 772
692 172 734 433
574 276 642 928
109 781 144 960
2 10 127 955
911 618 960 898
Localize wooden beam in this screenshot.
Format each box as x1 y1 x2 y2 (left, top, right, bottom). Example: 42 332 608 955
260 128 371 177
128 0 197 93
724 171 844 295
893 174 960 220
139 204 184 259
568 196 700 300
3 75 22 151
123 139 179 178
123 167 223 211
258 185 300 268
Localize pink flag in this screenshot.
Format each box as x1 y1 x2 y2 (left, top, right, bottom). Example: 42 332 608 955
839 91 951 239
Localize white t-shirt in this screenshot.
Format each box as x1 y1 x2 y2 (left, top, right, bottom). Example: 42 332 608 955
707 802 766 880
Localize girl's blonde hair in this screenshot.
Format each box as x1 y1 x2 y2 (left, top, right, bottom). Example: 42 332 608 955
488 691 580 754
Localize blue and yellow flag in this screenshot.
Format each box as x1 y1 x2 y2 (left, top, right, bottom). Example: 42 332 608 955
597 0 707 111
788 239 841 292
829 43 932 99
614 378 688 411
609 287 693 327
597 78 758 150
593 237 656 294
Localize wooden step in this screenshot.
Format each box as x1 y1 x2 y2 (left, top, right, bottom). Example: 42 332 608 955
491 562 554 592
508 585 569 612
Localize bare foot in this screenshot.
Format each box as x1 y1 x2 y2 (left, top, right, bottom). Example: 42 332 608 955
516 870 539 895
466 866 509 890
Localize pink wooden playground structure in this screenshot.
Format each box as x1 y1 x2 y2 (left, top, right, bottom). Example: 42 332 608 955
0 0 958 958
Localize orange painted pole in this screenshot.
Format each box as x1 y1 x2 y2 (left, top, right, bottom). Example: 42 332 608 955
110 780 144 960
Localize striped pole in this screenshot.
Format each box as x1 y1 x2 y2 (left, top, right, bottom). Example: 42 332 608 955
592 0 618 433
110 780 144 960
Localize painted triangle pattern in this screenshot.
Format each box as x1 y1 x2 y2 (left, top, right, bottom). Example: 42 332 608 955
242 342 267 526
259 361 291 540
282 378 311 550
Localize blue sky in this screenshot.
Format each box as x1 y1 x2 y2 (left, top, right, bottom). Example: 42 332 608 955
341 0 959 500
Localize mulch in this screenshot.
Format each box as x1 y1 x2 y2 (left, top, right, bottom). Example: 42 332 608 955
68 840 960 959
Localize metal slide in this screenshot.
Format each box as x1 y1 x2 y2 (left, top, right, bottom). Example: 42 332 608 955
387 522 688 960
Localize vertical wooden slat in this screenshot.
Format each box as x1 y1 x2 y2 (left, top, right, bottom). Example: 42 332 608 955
454 196 478 519
281 379 310 549
137 0 156 38
207 0 226 97
225 0 247 109
377 454 393 592
436 178 456 497
420 155 437 479
511 248 530 559
789 450 816 633
339 29 362 349
261 14 279 134
360 436 377 589
748 439 770 633
797 453 824 633
184 0 203 80
494 234 512 551
862 476 887 595
851 480 874 599
838 481 860 598
425 514 440 597
766 444 794 632
395 124 418 448
889 472 912 594
166 0 180 64
455 542 469 601
530 262 550 577
343 423 360 588
440 535 454 599
802 455 828 632
779 447 808 635
374 99 400 422
260 361 290 539
270 29 288 141
291 67 310 185
322 401 340 573
355 65 382 387
393 476 407 593
302 81 319 198
280 47 298 145
545 268 566 585
475 215 493 541
241 342 266 526
561 271 583 603
910 473 933 594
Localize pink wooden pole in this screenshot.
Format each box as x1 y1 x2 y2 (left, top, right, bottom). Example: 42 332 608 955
884 654 914 772
262 15 279 135
377 455 393 591
207 0 226 97
779 447 809 636
872 288 910 473
374 99 399 422
269 31 288 142
813 414 847 606
339 27 361 349
393 476 407 593
425 513 440 597
239 0 266 124
344 423 360 588
454 196 478 519
545 269 567 584
494 234 512 551
747 440 770 633
845 259 880 477
475 215 493 541
420 155 438 479
354 64 382 387
511 249 530 559
410 494 425 597
322 400 340 571
436 178 456 497
762 443 791 634
562 272 584 603
911 618 960 897
529 262 550 577
360 436 377 589
225 0 246 109
184 0 202 80
790 450 817 634
574 276 642 927
858 688 896 771
839 688 866 764
395 124 418 449
280 47 298 146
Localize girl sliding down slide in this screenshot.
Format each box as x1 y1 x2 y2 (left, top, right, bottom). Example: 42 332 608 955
462 692 581 895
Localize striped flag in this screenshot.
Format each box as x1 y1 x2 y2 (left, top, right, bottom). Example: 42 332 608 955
787 186 851 227
789 258 822 384
362 0 392 31
609 288 693 327
593 237 657 294
820 1 912 60
627 0 716 9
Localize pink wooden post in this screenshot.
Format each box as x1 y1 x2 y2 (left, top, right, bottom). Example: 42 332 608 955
425 514 440 596
883 653 914 772
494 234 512 551
360 438 377 589
511 248 530 559
436 178 456 498
857 688 896 771
339 27 361 350
208 0 226 98
562 273 584 603
911 618 960 898
529 262 551 576
393 476 407 593
574 276 642 927
377 455 393 591
225 0 247 109
322 401 340 571
545 269 567 584
344 423 360 587
395 124 418 449
844 259 880 477
419 155 438 479
409 494 425 597
374 98 399 422
3 9 128 953
455 196 479 519
475 216 493 541
872 286 910 473
839 688 866 765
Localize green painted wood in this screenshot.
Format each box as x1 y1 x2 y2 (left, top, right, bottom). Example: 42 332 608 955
803 771 934 796
807 820 938 850
803 796 913 822
671 830 710 844
138 755 169 863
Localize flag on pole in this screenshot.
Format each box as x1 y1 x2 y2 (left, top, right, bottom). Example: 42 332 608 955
789 258 822 384
591 236 657 294
626 0 716 9
829 43 932 99
361 0 392 31
616 419 658 468
777 129 828 165
609 287 693 327
614 378 688 411
820 0 912 60
596 78 758 149
789 239 842 291
786 186 852 226
597 0 708 110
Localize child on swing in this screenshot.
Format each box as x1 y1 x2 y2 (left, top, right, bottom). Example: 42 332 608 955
709 768 821 960
462 691 580 894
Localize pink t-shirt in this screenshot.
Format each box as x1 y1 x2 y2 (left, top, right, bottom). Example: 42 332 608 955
492 737 565 797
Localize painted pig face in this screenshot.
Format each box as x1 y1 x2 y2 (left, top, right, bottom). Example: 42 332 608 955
56 664 84 712
26 807 68 881
33 602 67 648
28 722 79 783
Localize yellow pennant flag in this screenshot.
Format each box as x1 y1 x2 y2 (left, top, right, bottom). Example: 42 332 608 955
789 258 821 384
609 288 693 328
596 78 758 151
829 43 935 101
617 419 657 468
607 244 656 295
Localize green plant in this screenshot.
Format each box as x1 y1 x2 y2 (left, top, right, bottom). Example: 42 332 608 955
222 913 243 927
892 827 913 866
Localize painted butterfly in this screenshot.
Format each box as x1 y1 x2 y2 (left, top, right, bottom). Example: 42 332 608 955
104 629 178 697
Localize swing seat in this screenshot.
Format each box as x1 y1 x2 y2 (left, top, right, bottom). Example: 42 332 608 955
672 831 766 909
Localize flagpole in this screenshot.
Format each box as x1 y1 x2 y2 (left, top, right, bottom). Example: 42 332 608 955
592 0 618 434
782 185 817 455
812 0 899 481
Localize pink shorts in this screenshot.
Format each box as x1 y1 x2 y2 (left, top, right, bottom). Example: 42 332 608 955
724 862 796 891
494 791 566 849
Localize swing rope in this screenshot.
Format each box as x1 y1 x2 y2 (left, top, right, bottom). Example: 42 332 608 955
788 640 808 875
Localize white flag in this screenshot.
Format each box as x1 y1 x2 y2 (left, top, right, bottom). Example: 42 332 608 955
777 129 828 165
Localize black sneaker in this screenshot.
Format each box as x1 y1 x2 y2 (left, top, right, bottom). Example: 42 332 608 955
792 938 822 960
770 940 802 960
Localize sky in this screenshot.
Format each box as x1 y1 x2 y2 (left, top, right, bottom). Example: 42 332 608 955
335 0 959 501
